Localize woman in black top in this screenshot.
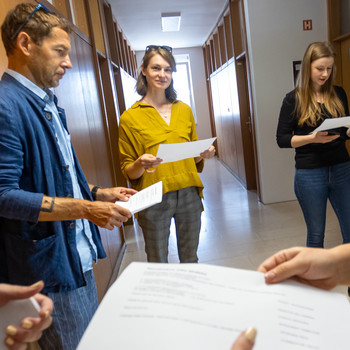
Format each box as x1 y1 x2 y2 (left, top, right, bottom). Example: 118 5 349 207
277 41 350 247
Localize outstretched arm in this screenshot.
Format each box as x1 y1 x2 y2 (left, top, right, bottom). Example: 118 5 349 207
257 244 350 290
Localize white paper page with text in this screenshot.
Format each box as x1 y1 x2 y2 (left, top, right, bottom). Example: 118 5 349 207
311 116 350 133
156 137 216 163
115 181 162 214
78 263 350 350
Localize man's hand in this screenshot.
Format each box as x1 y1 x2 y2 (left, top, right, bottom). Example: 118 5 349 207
95 186 137 202
85 201 132 230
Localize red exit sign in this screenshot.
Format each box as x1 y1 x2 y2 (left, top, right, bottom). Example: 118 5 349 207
303 20 312 31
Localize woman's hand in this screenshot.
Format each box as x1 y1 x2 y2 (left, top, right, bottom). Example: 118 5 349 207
291 131 339 148
312 131 340 143
256 246 350 290
230 328 257 350
1 281 53 349
196 145 216 163
138 154 163 173
200 145 216 159
125 154 163 180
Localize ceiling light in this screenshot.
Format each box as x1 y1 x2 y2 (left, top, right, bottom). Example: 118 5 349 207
161 12 181 32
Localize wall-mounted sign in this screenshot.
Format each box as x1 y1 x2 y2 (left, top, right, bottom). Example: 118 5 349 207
303 20 312 31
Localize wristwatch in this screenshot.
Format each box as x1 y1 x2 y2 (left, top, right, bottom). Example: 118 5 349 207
91 186 101 201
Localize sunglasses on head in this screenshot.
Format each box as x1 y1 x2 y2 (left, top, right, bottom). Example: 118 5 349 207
11 2 52 41
145 45 172 53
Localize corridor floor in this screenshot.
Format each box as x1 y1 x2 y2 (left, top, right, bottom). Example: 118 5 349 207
119 157 347 296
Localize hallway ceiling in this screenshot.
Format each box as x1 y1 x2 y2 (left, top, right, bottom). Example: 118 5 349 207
108 0 228 51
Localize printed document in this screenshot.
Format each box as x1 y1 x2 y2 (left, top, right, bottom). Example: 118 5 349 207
311 116 350 133
78 262 350 350
115 181 162 214
156 137 216 163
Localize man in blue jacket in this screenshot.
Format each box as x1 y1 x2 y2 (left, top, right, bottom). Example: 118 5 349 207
0 3 135 349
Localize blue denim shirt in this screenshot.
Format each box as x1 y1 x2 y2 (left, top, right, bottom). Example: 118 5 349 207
0 73 106 293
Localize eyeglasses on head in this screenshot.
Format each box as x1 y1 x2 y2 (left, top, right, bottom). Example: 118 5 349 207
11 2 52 41
145 45 172 53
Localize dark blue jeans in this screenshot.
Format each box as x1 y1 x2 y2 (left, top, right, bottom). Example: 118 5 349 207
295 161 350 248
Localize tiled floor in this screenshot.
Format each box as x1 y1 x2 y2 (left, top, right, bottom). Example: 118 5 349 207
119 157 348 296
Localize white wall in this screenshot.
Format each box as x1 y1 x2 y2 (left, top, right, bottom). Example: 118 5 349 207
244 0 327 203
136 47 212 139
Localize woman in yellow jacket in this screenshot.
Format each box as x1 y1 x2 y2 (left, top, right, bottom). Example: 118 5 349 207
118 45 215 263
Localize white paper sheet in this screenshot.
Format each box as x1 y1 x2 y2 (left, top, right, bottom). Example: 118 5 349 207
311 116 350 133
78 262 350 350
156 137 216 163
115 181 162 214
0 297 40 350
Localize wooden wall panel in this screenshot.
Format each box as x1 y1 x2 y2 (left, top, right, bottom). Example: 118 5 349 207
230 0 243 56
224 14 234 60
340 37 350 103
87 0 106 55
52 0 69 18
209 39 215 73
218 24 227 65
70 0 89 37
103 3 118 63
213 32 221 70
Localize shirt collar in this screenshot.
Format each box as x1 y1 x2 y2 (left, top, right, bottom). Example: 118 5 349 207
6 69 51 102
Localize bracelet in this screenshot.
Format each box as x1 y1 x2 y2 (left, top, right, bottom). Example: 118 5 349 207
91 186 101 201
40 197 55 212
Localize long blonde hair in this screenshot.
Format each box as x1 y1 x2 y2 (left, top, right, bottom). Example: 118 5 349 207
295 42 345 126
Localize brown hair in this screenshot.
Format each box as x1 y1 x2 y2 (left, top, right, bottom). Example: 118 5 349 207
295 41 345 126
136 47 177 102
1 3 72 56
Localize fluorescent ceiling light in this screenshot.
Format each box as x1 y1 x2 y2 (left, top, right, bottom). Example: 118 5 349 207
161 12 181 32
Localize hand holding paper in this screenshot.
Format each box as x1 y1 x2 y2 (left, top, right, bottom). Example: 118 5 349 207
311 116 350 133
78 262 350 350
115 181 163 214
156 137 216 164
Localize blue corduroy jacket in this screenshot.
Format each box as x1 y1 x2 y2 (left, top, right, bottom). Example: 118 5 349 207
0 73 106 293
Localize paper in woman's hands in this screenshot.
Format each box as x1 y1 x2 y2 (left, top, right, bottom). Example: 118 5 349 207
311 116 350 133
77 262 350 350
115 181 163 214
156 137 216 163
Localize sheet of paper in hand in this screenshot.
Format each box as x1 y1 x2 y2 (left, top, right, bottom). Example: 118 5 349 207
156 137 216 163
115 181 163 214
311 116 350 133
78 262 350 350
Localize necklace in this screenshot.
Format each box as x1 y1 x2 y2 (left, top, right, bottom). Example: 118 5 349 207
143 99 170 119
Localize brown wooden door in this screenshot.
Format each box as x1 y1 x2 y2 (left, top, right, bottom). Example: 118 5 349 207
236 57 257 190
341 37 350 103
